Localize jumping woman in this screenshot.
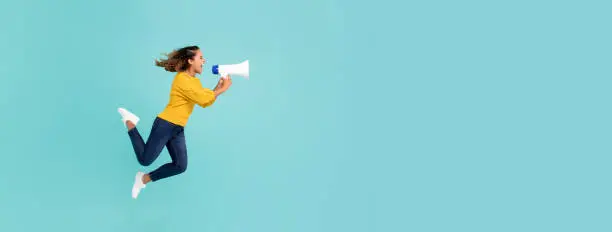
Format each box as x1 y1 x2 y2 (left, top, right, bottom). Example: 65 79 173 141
117 45 232 199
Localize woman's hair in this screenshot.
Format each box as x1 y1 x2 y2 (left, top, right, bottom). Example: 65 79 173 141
155 45 200 72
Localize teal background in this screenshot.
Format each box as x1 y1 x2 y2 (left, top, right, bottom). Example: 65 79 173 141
1 0 611 231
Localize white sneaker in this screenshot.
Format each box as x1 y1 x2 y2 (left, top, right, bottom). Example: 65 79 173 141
132 171 147 199
118 107 140 127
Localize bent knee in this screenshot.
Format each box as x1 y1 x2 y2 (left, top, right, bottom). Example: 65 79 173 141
138 157 154 166
176 162 188 173
177 164 187 173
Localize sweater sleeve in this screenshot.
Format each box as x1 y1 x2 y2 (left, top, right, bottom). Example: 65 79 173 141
176 78 217 108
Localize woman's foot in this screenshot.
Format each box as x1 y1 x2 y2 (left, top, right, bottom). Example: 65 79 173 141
132 172 147 199
118 107 140 130
132 172 153 199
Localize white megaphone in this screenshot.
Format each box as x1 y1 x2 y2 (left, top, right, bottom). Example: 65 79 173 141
212 60 249 80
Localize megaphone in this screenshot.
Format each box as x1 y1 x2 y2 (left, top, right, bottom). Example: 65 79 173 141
212 60 249 80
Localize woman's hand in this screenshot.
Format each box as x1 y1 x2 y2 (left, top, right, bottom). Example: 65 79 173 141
223 75 232 90
213 78 224 91
213 75 232 97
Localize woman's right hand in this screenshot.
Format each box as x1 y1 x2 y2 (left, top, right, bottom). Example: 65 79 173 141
222 75 232 90
214 75 232 97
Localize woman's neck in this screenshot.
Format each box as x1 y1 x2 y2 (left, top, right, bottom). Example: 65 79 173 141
185 69 197 77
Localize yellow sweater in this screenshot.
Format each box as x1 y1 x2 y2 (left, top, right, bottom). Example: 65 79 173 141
157 72 216 127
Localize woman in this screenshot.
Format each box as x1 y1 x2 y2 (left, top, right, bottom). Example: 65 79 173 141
117 45 232 199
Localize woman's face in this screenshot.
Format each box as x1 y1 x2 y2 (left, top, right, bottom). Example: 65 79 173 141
189 50 206 74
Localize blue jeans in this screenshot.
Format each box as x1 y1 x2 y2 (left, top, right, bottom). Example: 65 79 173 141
127 117 187 182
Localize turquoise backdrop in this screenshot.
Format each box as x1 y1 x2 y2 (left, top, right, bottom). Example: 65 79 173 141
1 0 610 231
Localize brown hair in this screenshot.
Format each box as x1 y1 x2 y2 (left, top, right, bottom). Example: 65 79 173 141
154 45 200 72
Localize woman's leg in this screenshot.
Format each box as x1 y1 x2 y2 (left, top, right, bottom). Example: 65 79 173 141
127 117 173 166
130 123 178 198
147 127 188 182
118 108 171 167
